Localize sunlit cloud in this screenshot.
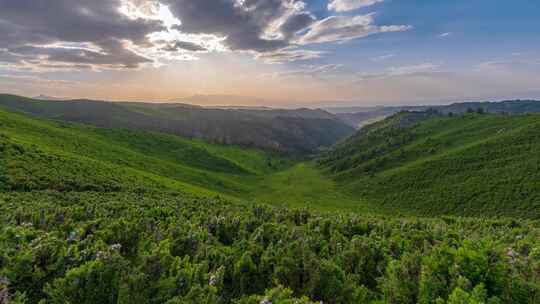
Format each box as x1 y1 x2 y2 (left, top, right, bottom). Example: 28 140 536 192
255 49 325 63
356 63 440 80
328 0 385 12
371 53 396 62
296 14 412 44
262 63 344 78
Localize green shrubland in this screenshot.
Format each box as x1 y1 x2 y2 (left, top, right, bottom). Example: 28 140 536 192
1 191 539 303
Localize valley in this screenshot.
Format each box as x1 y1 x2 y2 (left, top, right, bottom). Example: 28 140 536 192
2 95 540 303
2 96 540 218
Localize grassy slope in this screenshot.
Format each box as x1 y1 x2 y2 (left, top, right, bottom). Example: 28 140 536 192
0 109 290 198
0 107 370 212
320 113 540 218
3 106 540 218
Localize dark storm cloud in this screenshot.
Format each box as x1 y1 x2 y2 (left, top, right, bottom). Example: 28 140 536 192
0 0 164 69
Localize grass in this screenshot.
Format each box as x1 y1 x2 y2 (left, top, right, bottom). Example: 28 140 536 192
3 106 540 219
245 163 372 213
320 113 540 218
0 107 370 214
0 109 289 198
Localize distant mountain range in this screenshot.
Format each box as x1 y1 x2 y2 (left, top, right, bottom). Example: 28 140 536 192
172 94 270 107
0 94 354 155
331 99 540 128
33 94 70 101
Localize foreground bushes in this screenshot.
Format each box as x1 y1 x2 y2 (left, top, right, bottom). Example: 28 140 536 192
0 191 539 303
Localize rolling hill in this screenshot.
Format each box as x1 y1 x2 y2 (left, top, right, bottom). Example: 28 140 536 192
0 105 373 215
2 102 540 218
0 107 294 197
318 111 540 218
0 94 354 154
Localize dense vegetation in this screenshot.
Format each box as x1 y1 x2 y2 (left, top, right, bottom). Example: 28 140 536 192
1 191 539 303
319 111 540 218
0 94 354 154
2 98 540 302
0 107 370 214
3 103 540 218
0 107 294 198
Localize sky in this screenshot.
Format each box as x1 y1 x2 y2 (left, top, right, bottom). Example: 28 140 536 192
0 0 539 107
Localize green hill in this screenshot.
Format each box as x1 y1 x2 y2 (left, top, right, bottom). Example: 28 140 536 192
0 94 354 154
3 105 540 218
319 111 540 218
0 108 290 197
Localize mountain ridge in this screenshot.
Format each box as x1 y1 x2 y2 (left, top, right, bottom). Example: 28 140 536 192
333 99 540 128
0 94 354 155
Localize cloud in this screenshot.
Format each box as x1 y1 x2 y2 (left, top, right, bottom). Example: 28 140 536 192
388 63 439 75
296 14 411 44
279 13 317 40
0 0 412 70
476 59 540 71
357 63 440 80
371 53 395 62
256 49 325 63
0 74 80 86
328 0 384 12
0 0 164 70
263 63 344 78
7 40 152 70
162 41 208 52
164 0 305 52
439 32 452 38
164 0 410 54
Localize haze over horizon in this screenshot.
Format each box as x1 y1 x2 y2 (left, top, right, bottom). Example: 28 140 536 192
1 0 539 106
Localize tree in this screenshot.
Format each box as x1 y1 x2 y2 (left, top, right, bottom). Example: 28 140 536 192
45 255 127 304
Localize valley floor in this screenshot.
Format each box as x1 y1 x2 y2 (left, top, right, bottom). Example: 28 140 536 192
244 163 374 214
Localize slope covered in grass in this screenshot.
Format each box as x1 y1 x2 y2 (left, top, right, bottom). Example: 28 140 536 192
2 103 540 219
0 94 354 154
319 112 540 218
0 108 289 197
